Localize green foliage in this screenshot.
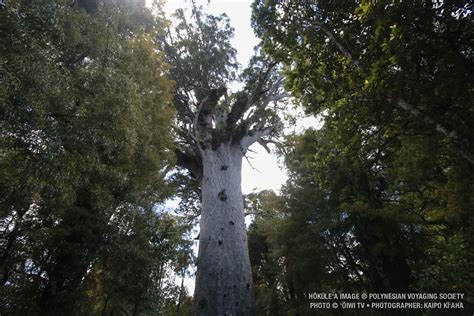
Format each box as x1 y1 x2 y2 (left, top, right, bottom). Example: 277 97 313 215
253 0 473 161
248 123 473 314
80 208 193 315
161 4 238 119
251 0 474 314
0 1 192 314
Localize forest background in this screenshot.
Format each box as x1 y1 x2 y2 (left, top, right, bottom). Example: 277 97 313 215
0 0 472 315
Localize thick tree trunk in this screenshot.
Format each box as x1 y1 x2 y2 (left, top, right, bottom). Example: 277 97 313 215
193 144 255 315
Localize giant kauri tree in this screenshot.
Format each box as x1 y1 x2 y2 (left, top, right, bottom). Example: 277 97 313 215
161 5 286 315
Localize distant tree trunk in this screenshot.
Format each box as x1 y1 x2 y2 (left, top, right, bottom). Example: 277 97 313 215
132 300 139 316
101 294 109 316
0 229 17 285
193 144 254 315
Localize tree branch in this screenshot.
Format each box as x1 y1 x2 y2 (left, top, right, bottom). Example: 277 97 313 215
175 146 203 181
311 20 473 164
395 98 474 164
240 127 273 151
312 21 367 72
257 139 271 153
228 61 278 130
243 79 288 133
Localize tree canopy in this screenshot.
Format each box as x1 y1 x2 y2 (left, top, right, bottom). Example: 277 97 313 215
1 1 192 314
249 0 474 314
161 4 287 184
253 0 473 164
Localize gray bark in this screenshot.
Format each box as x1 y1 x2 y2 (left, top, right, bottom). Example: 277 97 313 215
193 143 255 315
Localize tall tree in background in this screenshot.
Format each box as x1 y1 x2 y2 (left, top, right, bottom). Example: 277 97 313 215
161 4 286 314
0 1 192 314
250 0 474 313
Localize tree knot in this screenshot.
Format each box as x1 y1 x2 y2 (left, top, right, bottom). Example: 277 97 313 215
218 189 227 201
